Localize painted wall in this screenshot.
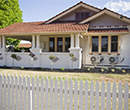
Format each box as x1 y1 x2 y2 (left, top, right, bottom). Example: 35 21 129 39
40 52 70 69
0 52 71 69
57 7 96 21
82 34 130 67
40 36 49 52
90 14 128 26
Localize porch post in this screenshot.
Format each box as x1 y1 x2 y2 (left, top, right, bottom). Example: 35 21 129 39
0 36 1 48
36 35 40 48
70 34 74 48
32 35 35 48
75 34 79 48
2 35 5 49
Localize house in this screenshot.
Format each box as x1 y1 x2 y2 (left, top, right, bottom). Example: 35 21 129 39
0 1 130 69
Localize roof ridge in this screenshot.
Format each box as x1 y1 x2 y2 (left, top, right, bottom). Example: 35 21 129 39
22 21 45 23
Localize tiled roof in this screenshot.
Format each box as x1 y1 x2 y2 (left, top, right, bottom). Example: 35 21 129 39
88 28 129 33
0 22 89 34
17 43 31 48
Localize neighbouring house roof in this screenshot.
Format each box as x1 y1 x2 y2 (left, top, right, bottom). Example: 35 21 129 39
17 43 31 48
88 28 129 33
0 22 89 34
45 1 101 24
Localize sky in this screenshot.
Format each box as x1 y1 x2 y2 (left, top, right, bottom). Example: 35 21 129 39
19 0 130 43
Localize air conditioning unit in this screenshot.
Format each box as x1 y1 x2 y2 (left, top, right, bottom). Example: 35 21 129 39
109 56 119 64
90 56 104 64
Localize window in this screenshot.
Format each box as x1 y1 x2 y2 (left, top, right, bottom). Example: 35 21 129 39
92 36 98 52
111 36 118 52
75 12 90 20
49 38 55 52
65 37 70 52
101 36 108 52
49 37 70 52
91 35 119 54
57 37 63 52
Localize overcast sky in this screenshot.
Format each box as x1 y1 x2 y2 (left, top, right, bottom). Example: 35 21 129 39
19 0 130 43
19 0 130 22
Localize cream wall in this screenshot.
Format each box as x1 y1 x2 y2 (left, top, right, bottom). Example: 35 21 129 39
82 34 130 67
90 14 128 26
40 36 49 52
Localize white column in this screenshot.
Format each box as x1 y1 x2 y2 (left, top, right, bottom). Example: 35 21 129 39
32 35 35 48
36 35 40 48
2 35 5 49
75 34 79 48
70 34 74 48
0 36 1 48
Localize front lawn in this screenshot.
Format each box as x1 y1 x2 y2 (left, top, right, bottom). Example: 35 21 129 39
0 68 130 88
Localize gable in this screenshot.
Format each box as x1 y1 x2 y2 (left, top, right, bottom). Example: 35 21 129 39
55 7 96 22
90 14 129 26
45 1 100 24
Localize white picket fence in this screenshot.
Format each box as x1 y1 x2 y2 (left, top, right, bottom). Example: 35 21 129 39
0 74 129 110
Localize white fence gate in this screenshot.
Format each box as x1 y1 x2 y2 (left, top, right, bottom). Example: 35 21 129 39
0 74 129 110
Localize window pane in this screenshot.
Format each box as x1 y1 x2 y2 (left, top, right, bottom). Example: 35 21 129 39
81 13 84 19
92 36 98 52
49 38 55 52
111 36 118 52
57 37 63 52
76 13 79 20
102 36 108 52
65 37 70 52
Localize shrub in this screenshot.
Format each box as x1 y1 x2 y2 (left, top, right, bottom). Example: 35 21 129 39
122 70 126 73
3 65 7 68
21 67 24 69
60 67 65 71
101 67 108 70
41 67 44 70
90 66 94 69
116 67 121 70
111 69 115 72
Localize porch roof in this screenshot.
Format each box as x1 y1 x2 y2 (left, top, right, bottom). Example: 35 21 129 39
0 21 89 34
88 28 129 33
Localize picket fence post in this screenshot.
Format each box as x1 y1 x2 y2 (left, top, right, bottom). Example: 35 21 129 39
0 75 130 110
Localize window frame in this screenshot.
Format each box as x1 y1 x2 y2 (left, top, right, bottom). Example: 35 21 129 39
90 35 120 55
49 36 70 52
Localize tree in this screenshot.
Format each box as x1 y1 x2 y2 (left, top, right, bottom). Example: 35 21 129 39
0 0 23 47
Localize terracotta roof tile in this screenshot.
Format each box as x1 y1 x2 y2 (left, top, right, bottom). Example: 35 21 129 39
0 22 89 34
88 28 129 33
17 43 31 48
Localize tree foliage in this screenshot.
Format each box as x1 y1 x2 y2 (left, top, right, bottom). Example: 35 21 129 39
0 0 23 47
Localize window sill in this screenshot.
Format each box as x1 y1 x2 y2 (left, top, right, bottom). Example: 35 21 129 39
90 53 120 55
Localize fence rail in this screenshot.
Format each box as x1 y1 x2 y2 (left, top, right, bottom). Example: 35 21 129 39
0 74 129 110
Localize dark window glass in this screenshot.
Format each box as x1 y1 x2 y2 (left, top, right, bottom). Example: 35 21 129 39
57 37 63 52
49 38 55 52
75 12 90 20
92 36 98 52
81 13 84 19
111 36 118 52
75 13 79 20
65 37 70 52
102 36 108 52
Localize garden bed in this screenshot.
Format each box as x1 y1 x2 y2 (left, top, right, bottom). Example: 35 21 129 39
0 66 129 74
